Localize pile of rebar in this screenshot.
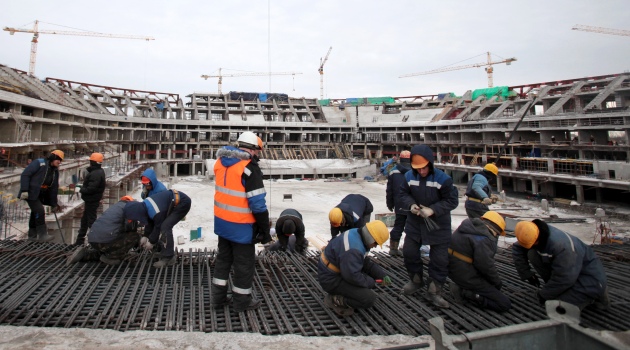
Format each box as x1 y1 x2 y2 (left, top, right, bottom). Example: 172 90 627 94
0 239 629 335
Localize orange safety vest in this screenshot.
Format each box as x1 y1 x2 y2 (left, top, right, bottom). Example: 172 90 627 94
214 159 256 224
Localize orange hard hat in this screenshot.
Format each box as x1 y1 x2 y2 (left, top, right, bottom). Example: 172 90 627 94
411 154 429 169
141 176 151 185
515 221 539 249
89 152 104 163
51 150 65 161
120 195 134 202
399 150 411 159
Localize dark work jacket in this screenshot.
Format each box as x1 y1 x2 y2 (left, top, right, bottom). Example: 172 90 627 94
318 228 386 292
399 145 459 245
512 222 607 301
124 190 190 245
80 164 106 202
330 194 374 237
464 171 492 212
88 201 131 244
18 158 59 207
275 208 306 249
386 160 411 214
448 218 501 290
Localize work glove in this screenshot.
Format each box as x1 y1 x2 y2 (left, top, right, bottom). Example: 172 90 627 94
253 211 272 244
253 230 272 244
526 275 541 288
19 192 29 200
536 291 546 306
51 205 62 213
141 188 149 199
490 194 499 204
140 236 148 247
381 276 392 287
482 197 493 205
388 206 393 212
495 280 503 291
410 204 421 215
419 206 434 218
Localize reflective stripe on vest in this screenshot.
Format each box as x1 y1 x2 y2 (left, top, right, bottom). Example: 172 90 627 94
214 159 256 224
448 248 473 264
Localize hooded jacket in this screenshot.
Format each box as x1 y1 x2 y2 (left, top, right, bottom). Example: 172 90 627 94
140 168 167 199
18 158 59 207
386 159 412 214
80 162 106 202
275 208 307 250
213 146 269 244
330 194 374 237
88 200 132 244
399 144 459 245
448 218 501 290
318 227 387 292
512 220 607 301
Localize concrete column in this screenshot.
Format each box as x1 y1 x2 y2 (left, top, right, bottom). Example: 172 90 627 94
156 144 161 160
531 178 539 194
578 150 585 159
575 184 584 204
548 159 555 174
595 188 602 203
136 150 141 162
174 163 178 177
496 176 503 193
188 148 193 159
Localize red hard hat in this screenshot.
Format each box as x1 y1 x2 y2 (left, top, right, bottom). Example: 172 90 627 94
141 176 151 185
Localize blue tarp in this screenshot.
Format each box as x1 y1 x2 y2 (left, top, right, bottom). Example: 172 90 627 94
259 93 267 102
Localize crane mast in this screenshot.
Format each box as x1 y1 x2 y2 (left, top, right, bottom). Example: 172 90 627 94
572 24 630 37
201 68 303 95
319 47 332 100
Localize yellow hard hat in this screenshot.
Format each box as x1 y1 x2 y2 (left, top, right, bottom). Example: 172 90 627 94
481 211 506 236
365 221 390 247
484 163 499 176
515 221 539 249
89 152 104 163
51 150 65 161
329 208 343 227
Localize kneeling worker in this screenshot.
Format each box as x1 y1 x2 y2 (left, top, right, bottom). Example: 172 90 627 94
448 211 511 312
318 221 392 316
512 219 610 310
273 208 308 253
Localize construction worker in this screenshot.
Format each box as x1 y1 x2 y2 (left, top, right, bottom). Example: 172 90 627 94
140 168 167 199
66 196 140 266
272 208 308 253
448 211 511 312
385 150 412 256
512 219 610 310
18 150 64 242
464 163 499 219
399 144 459 308
328 194 374 239
318 221 392 317
211 131 271 312
74 152 106 246
123 189 191 268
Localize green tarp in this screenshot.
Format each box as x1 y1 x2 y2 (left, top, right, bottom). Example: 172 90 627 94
471 86 510 101
318 99 330 106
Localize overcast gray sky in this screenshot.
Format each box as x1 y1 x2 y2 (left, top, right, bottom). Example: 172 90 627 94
1 0 629 100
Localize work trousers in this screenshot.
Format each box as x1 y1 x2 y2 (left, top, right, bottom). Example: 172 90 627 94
212 236 256 310
403 234 449 284
91 232 141 260
27 198 46 228
389 213 407 242
77 200 100 240
326 278 378 310
160 195 191 258
464 284 512 312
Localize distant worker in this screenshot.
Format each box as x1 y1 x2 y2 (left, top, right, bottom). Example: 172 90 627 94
380 156 398 177
512 219 610 310
272 209 308 253
156 99 164 111
318 221 392 316
74 152 106 246
140 168 167 199
385 150 412 256
18 150 65 242
124 189 192 268
67 196 140 265
448 211 511 312
464 163 499 219
329 194 374 239
211 131 271 312
399 144 459 308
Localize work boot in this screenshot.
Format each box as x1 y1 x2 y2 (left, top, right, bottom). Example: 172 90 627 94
233 297 262 313
594 286 611 311
324 294 355 317
100 255 121 265
66 246 87 266
389 240 402 257
403 273 424 295
27 227 37 241
73 235 85 247
426 280 450 308
460 289 483 306
36 225 54 242
450 283 464 304
211 283 231 309
153 255 177 268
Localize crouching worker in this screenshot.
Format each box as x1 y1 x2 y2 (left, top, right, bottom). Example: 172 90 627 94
268 209 308 253
66 196 141 266
513 219 610 310
448 211 511 312
123 189 192 268
318 221 392 317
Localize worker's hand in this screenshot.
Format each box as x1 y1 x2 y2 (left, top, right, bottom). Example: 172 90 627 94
419 206 434 218
526 275 541 288
141 188 149 199
482 198 493 205
495 280 503 291
143 239 154 251
388 206 393 212
253 230 272 245
51 205 62 213
381 276 392 287
536 291 546 306
410 204 421 215
19 192 29 200
490 194 499 204
140 236 148 248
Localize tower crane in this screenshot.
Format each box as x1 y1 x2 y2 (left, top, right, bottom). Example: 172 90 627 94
399 52 516 88
318 46 332 100
3 20 155 76
201 68 302 95
572 24 630 37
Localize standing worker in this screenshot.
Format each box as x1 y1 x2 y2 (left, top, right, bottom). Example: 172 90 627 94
18 150 64 242
512 219 610 310
211 131 271 312
318 221 392 316
385 150 412 256
399 144 459 308
448 211 511 312
273 208 308 253
123 189 191 268
328 194 374 239
140 168 167 199
74 152 106 246
464 163 499 219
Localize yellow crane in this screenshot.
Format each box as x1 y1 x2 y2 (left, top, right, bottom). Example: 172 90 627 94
572 24 630 37
3 20 154 76
399 52 516 88
318 46 332 100
201 68 302 95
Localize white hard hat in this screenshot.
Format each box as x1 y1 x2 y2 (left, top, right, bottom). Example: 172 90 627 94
237 131 263 150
